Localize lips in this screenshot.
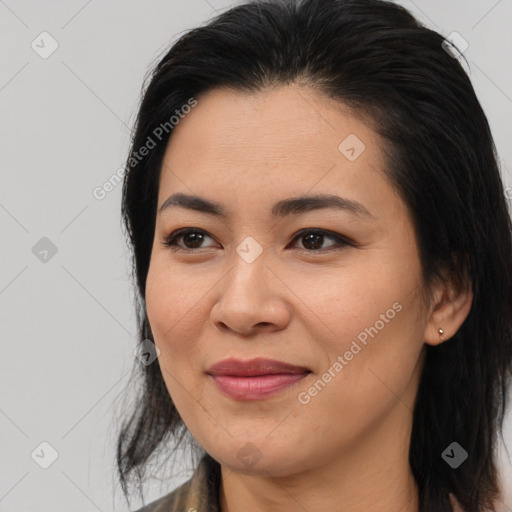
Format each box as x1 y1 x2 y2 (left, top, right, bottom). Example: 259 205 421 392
207 357 310 377
207 358 311 400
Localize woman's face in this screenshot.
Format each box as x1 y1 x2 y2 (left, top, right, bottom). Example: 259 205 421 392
145 85 435 477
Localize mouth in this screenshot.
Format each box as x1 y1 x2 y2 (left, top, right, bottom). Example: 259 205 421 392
206 357 312 400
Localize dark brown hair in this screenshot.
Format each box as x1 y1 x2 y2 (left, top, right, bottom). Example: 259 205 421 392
117 1 512 510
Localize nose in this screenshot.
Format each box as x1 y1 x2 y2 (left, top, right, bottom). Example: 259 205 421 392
210 255 291 337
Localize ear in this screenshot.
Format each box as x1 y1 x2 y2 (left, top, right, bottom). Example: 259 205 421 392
423 267 473 346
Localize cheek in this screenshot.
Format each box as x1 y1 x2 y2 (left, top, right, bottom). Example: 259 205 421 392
145 257 229 403
293 255 425 394
145 260 205 374
145 265 201 415
291 279 424 449
146 257 206 337
288 259 410 345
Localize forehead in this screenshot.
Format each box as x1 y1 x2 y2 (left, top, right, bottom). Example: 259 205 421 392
164 86 376 161
157 85 399 218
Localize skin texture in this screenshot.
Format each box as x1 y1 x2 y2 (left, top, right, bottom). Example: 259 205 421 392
145 85 473 512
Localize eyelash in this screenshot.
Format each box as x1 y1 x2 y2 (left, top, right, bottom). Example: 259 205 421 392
161 228 354 253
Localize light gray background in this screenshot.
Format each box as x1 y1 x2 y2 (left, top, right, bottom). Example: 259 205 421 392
1 1 511 511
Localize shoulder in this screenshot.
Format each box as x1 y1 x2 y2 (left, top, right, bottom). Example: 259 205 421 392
131 452 221 512
131 484 185 512
449 494 464 512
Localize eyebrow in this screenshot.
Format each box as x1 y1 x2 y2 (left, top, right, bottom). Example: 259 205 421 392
159 193 374 220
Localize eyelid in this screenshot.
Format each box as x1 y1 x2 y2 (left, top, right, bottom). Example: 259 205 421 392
290 228 355 250
161 228 218 250
161 227 355 252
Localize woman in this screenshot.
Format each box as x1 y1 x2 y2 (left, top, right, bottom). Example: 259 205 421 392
116 0 512 511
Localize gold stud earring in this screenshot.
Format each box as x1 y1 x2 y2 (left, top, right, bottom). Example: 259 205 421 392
439 328 445 342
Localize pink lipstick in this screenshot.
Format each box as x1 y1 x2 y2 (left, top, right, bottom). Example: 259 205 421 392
207 357 311 400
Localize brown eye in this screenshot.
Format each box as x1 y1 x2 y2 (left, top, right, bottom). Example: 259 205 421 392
162 228 353 253
290 229 352 251
181 231 206 248
162 229 217 250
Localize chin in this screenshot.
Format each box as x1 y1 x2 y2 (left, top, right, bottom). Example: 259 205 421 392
209 441 308 477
